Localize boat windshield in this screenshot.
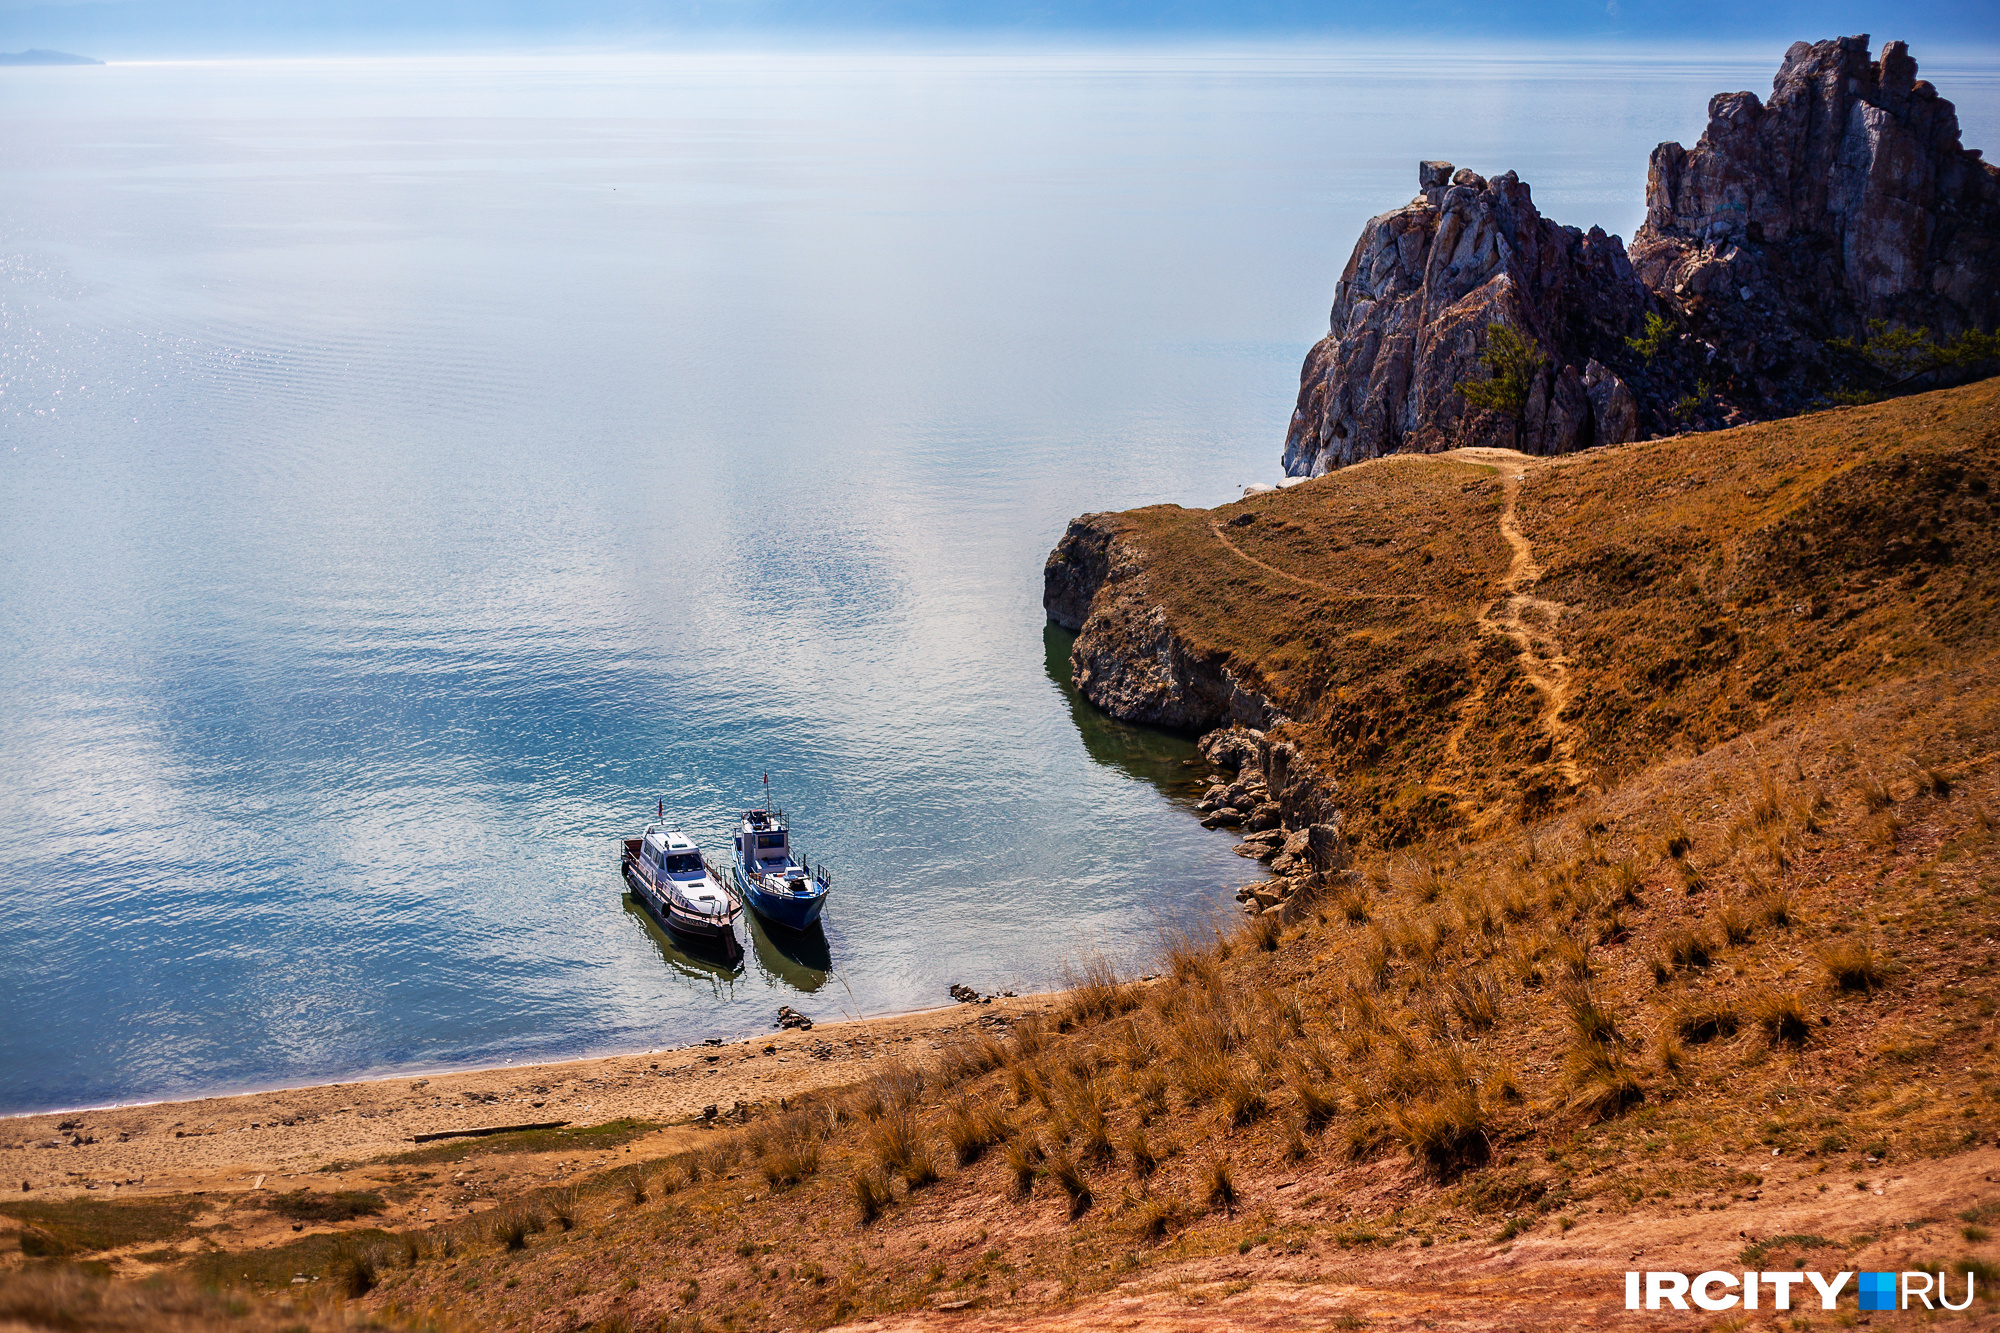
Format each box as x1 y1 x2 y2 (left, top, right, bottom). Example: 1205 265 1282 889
663 853 703 874
756 834 785 850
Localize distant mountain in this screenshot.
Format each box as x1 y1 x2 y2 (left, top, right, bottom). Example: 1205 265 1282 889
0 49 102 65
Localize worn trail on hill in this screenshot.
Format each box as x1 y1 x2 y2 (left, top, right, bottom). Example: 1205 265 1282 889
1443 449 1587 798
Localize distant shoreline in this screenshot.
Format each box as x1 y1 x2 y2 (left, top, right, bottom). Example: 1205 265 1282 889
0 49 102 66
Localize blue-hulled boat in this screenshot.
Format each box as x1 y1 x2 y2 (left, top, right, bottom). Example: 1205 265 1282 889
621 823 742 944
731 808 831 932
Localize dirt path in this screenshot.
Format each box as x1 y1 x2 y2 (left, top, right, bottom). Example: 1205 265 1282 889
1441 449 1588 801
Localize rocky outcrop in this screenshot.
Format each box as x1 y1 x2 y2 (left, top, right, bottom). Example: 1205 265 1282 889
1283 36 1999 475
1632 36 2000 417
1283 164 1652 475
1043 514 1286 733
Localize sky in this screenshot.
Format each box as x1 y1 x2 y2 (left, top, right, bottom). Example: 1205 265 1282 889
0 0 1993 60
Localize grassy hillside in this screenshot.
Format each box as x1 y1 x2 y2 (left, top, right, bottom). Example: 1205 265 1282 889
1063 378 2000 847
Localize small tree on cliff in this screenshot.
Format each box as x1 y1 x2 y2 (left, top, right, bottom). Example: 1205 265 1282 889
1828 320 2000 403
1457 324 1548 446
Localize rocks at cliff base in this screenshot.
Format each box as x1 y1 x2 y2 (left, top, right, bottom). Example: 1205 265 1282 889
1283 36 1999 474
1199 725 1264 771
775 1006 813 1031
947 984 992 1005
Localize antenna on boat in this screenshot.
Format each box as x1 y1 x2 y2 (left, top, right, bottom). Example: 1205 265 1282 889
658 799 663 821
763 771 769 812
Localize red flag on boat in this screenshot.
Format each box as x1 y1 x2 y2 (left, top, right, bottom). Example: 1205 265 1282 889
657 799 663 819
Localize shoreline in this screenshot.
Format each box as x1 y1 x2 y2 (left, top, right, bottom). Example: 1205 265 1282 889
0 999 984 1124
0 994 1056 1202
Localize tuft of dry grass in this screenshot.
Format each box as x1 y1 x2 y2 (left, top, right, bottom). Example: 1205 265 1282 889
330 1239 378 1298
1335 881 1372 924
1060 954 1142 1029
1291 1067 1338 1131
944 1100 1012 1166
1565 1040 1644 1121
868 1110 940 1189
1384 1071 1491 1181
1653 924 1714 982
1748 990 1812 1045
937 1033 1009 1085
1125 1124 1158 1177
1561 984 1623 1048
759 1115 824 1190
1754 885 1794 927
1283 1116 1309 1163
1660 814 1694 860
1716 901 1753 945
1201 1155 1238 1212
1447 971 1502 1032
1861 808 1904 850
851 1168 893 1225
1245 911 1284 952
1667 996 1739 1045
1005 1134 1044 1196
1162 926 1223 992
1819 939 1887 992
1220 1072 1269 1126
1048 1146 1093 1219
1131 1193 1188 1241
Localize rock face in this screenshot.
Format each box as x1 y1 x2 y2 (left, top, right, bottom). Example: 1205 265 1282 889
1632 36 2000 418
1283 165 1652 475
1044 514 1287 734
1283 36 1999 475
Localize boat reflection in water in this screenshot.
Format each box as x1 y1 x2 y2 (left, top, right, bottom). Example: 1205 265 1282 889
620 892 744 986
747 910 831 993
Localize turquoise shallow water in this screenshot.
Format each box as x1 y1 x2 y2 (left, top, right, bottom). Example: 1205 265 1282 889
3 49 1995 1115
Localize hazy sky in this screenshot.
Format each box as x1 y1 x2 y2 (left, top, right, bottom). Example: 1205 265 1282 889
1 0 1993 60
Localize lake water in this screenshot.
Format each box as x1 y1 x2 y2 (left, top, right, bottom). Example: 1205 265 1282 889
4 48 1996 1115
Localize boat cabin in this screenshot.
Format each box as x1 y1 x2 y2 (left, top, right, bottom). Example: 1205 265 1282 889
643 828 707 880
739 810 793 872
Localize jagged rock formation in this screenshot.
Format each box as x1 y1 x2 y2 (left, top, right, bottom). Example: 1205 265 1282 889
1633 36 2000 417
1283 36 1999 476
1282 162 1652 475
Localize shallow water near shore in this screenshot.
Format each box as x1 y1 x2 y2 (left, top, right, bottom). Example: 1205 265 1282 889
4 48 1997 1116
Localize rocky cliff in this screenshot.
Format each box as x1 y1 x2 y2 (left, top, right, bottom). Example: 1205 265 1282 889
1281 163 1653 474
1633 37 2000 420
1283 36 1999 477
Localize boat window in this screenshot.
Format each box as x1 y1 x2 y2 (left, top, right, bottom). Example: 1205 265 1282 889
757 834 786 850
664 853 702 874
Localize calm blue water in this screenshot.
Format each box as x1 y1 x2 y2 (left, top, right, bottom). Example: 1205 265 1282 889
4 49 1996 1115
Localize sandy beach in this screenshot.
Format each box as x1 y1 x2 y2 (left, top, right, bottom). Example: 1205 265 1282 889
0 995 1048 1207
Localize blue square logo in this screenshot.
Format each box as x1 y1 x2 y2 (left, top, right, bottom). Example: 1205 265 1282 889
1858 1271 1898 1311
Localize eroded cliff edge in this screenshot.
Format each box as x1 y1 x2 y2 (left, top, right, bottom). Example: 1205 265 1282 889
1283 36 2000 476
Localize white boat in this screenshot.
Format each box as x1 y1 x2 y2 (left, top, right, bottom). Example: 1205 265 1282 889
621 823 742 943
